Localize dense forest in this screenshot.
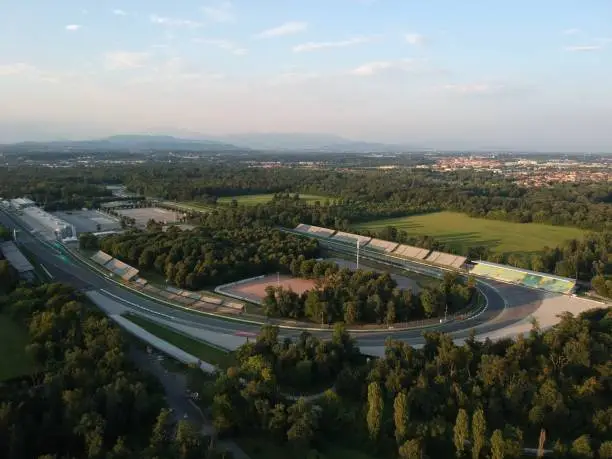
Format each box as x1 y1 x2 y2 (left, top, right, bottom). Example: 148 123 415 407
204 309 612 459
2 164 610 230
0 282 234 458
264 260 474 324
99 226 320 289
3 163 611 296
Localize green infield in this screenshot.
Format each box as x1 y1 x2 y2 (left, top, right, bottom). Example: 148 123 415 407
123 313 235 368
353 211 586 254
171 201 214 212
218 193 331 206
0 314 35 381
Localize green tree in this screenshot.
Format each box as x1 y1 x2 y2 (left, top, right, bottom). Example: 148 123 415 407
453 409 470 457
366 382 384 441
570 435 593 459
490 430 505 459
394 391 409 444
471 409 487 459
399 438 425 459
599 442 612 459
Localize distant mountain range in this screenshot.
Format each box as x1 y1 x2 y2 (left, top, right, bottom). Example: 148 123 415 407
0 135 245 153
0 132 420 154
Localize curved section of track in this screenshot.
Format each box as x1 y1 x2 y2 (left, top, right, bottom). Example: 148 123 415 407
0 209 545 348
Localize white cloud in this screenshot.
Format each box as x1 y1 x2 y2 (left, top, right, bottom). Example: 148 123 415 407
255 21 308 38
150 15 201 28
293 36 377 52
0 63 35 76
65 24 82 31
113 9 127 16
195 38 247 55
405 33 426 46
201 1 234 23
350 59 419 76
564 45 603 52
442 83 505 95
104 51 150 70
563 28 580 35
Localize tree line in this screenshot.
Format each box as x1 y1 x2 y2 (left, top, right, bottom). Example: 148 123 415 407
98 226 320 289
203 308 612 459
3 164 610 231
263 260 474 325
0 282 234 459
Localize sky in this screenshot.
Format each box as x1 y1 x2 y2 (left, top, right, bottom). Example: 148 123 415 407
1 0 611 151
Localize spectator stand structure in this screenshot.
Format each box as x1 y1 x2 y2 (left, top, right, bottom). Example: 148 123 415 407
89 250 245 315
330 231 372 246
470 260 576 294
293 224 336 239
391 244 431 260
0 241 35 282
425 251 468 270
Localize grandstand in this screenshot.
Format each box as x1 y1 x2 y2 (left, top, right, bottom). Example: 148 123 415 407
365 238 399 253
104 258 139 281
294 224 336 238
470 261 576 294
331 231 372 246
425 251 467 269
392 244 431 260
91 251 113 266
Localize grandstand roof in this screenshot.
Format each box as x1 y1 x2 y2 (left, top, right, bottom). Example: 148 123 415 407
91 251 113 265
474 260 575 283
366 238 399 253
331 231 372 245
0 241 35 273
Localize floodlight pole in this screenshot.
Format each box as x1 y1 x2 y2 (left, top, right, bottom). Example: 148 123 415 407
356 239 360 271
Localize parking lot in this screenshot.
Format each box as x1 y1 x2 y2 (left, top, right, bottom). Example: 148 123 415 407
115 207 182 229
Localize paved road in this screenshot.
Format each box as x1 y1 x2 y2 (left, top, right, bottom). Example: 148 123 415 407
0 208 543 348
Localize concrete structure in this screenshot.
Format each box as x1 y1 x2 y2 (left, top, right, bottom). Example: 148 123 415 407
21 206 76 242
0 241 35 279
9 198 36 209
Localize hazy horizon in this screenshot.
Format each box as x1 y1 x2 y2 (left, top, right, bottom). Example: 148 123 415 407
1 0 611 152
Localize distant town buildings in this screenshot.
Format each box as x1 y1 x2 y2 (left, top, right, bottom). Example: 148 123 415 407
431 156 611 187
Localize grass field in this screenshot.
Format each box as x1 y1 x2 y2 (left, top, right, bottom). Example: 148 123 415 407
354 211 586 254
218 193 332 206
123 313 235 368
0 314 35 381
172 201 215 212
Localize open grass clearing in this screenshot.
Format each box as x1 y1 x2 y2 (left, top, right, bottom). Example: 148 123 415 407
0 314 35 381
218 193 332 206
172 201 215 212
123 313 235 369
354 211 586 254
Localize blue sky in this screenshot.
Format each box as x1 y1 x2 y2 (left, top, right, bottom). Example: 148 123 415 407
1 0 611 151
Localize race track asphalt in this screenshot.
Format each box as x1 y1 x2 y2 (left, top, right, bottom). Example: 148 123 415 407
0 208 543 348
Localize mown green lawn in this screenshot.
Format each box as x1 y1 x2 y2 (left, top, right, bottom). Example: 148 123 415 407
123 313 235 368
218 193 332 206
173 201 215 212
0 314 35 381
353 211 586 254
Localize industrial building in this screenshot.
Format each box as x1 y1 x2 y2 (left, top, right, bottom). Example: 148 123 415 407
7 197 77 242
21 206 77 242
